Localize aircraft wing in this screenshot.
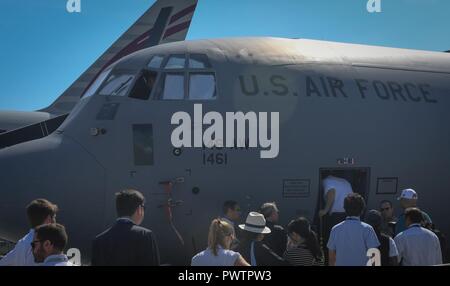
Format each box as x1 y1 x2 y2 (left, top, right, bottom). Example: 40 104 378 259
40 0 198 115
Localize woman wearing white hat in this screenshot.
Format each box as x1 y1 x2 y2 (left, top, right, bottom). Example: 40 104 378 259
237 212 287 266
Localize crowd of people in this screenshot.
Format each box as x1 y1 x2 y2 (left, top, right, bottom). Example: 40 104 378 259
0 175 448 266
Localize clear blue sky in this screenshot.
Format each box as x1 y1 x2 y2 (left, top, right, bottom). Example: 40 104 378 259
0 0 449 111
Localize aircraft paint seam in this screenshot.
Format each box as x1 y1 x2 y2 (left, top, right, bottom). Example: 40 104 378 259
352 64 450 75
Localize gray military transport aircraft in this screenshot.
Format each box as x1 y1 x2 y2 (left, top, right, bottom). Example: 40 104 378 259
1 0 450 265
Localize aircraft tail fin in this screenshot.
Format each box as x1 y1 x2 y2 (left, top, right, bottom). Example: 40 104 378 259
41 0 198 114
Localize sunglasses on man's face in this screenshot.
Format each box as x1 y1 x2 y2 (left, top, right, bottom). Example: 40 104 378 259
380 207 391 211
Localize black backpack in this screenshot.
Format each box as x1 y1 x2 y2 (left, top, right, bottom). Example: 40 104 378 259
377 233 391 266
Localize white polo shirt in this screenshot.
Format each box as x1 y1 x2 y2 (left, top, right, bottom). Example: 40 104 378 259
323 176 354 214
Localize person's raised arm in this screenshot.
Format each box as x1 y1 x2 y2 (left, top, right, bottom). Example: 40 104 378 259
319 189 336 217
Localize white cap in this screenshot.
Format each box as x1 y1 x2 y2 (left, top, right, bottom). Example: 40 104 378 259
398 188 418 200
239 212 271 234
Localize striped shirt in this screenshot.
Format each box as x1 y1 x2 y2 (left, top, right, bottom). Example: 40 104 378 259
283 245 324 266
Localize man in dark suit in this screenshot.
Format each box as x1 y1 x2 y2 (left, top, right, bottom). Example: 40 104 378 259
260 202 287 257
91 189 160 266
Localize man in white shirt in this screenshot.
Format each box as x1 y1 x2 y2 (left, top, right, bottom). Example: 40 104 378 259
0 199 58 266
32 223 74 266
394 207 442 266
319 173 354 254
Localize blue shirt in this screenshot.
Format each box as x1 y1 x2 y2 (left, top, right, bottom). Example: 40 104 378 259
327 217 380 266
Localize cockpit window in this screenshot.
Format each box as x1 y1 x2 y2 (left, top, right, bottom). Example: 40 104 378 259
99 72 135 96
151 53 217 101
147 55 164 69
189 73 216 100
189 54 212 69
129 70 158 100
83 68 112 98
157 73 185 100
164 54 186 69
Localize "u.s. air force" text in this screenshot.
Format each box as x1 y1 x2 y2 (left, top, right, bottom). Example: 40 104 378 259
239 75 437 103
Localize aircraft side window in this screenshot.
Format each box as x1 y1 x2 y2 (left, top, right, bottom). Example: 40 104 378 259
157 73 185 100
133 124 154 166
189 73 216 100
99 72 135 96
165 54 186 69
147 55 165 69
129 70 158 100
188 54 212 69
83 68 112 98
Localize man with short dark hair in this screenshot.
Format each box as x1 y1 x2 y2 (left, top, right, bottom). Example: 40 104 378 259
327 193 380 266
394 208 442 266
91 189 160 266
259 202 287 257
222 200 241 227
221 200 242 249
379 200 397 237
32 223 73 266
0 199 58 266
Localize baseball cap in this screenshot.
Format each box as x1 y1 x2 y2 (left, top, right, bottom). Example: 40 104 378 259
398 188 418 200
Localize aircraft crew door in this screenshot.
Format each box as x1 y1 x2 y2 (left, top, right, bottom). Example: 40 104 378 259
318 168 371 202
313 168 371 238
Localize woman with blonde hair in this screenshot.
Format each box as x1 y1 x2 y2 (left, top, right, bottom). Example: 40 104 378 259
191 219 249 266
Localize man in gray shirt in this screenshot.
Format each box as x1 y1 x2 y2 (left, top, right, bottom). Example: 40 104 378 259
394 207 442 266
